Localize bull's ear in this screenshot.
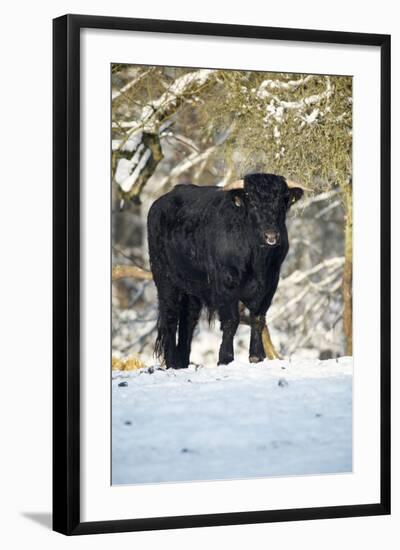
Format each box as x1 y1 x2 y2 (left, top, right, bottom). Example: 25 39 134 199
288 187 303 206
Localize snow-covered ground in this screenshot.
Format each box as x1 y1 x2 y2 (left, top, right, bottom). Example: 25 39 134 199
112 357 352 485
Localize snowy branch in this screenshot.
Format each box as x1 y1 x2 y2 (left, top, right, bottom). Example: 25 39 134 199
113 69 218 201
292 189 340 211
268 257 344 329
114 132 164 203
259 76 333 125
257 74 315 98
280 257 344 288
113 69 217 134
142 69 216 131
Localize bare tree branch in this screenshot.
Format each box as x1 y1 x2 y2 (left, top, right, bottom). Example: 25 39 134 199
112 265 153 281
158 146 217 192
112 69 153 102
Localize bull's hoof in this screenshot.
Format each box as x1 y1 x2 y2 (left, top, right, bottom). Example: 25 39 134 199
218 356 234 366
249 356 264 363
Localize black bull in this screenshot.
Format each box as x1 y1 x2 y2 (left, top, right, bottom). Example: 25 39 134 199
147 173 304 369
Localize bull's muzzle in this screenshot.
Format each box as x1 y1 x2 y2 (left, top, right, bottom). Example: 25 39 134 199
264 230 280 246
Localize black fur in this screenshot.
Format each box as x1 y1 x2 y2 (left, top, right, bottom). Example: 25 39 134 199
147 173 303 368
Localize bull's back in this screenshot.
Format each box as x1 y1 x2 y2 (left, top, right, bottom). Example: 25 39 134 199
147 185 221 284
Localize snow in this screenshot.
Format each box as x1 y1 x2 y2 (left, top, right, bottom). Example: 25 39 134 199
151 69 215 111
300 107 320 124
112 131 143 153
116 146 151 192
261 77 333 126
112 357 352 485
257 75 315 99
273 125 281 140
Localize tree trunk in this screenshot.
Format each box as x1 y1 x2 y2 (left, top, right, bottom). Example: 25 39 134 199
342 186 353 356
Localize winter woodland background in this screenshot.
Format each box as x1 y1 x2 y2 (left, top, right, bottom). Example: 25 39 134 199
111 65 352 369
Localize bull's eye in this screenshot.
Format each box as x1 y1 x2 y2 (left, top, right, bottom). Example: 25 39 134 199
234 196 243 207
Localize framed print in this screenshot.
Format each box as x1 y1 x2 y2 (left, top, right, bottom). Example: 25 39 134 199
53 14 391 535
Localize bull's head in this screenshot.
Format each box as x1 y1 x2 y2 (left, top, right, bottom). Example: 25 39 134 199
223 173 307 247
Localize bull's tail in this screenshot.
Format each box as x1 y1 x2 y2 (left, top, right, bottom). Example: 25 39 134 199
152 282 181 368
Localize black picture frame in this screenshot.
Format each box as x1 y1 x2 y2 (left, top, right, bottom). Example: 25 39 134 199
53 14 391 536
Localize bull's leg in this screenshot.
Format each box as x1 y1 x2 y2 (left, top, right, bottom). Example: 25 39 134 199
247 271 280 363
217 301 240 365
177 294 202 369
249 312 266 363
155 285 180 369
